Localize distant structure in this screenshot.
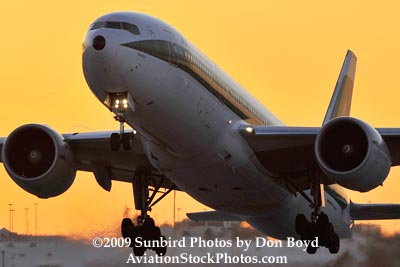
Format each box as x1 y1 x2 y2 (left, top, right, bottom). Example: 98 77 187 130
0 228 18 242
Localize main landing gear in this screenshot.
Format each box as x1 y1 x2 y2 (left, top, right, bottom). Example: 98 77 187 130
121 173 175 256
294 174 340 254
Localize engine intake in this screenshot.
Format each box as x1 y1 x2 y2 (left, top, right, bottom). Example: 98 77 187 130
2 124 77 198
315 117 391 192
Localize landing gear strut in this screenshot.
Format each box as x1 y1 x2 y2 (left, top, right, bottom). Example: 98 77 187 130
121 172 174 256
294 173 340 254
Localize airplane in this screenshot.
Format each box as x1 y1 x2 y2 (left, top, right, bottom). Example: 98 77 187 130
1 11 400 256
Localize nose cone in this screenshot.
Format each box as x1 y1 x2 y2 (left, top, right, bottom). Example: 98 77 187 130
93 35 106 50
82 30 130 101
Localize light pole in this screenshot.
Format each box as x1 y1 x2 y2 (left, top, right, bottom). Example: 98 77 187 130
173 190 176 228
10 209 15 233
34 203 38 235
25 208 29 234
7 204 12 231
1 250 4 267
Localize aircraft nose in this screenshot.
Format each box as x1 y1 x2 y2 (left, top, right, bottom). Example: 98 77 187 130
93 35 106 50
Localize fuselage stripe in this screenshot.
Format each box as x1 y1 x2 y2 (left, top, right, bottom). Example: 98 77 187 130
121 40 269 124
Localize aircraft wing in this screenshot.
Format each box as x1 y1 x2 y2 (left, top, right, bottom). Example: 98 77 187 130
63 131 177 191
0 130 177 192
239 125 323 191
239 126 400 191
375 128 400 166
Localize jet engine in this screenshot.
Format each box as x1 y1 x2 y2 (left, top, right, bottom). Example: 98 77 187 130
315 117 391 192
2 124 77 198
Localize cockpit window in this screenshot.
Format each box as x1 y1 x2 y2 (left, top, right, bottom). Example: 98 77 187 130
106 21 121 29
89 21 140 35
90 22 105 30
121 22 140 35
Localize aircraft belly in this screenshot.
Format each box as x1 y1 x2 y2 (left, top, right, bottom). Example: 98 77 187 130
166 166 292 216
153 124 296 217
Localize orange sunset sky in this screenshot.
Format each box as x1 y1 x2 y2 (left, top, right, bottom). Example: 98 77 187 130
1 0 400 236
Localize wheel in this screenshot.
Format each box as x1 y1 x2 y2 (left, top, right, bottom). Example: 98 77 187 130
122 132 134 151
155 235 167 256
306 243 318 254
154 226 161 237
328 233 340 254
143 218 157 240
295 214 308 236
143 218 156 231
121 218 134 239
321 223 334 247
151 226 161 241
317 212 329 227
110 133 120 151
133 245 146 256
133 227 146 256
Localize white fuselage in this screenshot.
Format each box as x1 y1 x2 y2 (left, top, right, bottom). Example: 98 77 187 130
82 12 352 239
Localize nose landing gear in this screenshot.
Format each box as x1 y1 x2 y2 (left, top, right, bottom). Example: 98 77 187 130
110 118 134 151
106 92 135 151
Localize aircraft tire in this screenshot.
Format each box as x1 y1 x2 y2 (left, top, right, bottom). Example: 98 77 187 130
121 218 134 238
122 132 133 151
307 243 318 254
295 214 308 236
155 235 167 256
110 133 120 151
328 233 340 254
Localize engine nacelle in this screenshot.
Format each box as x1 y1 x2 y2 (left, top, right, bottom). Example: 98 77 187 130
315 117 391 192
2 124 77 198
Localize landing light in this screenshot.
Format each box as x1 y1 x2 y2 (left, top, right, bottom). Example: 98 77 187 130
105 92 130 112
245 127 254 133
112 98 128 110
